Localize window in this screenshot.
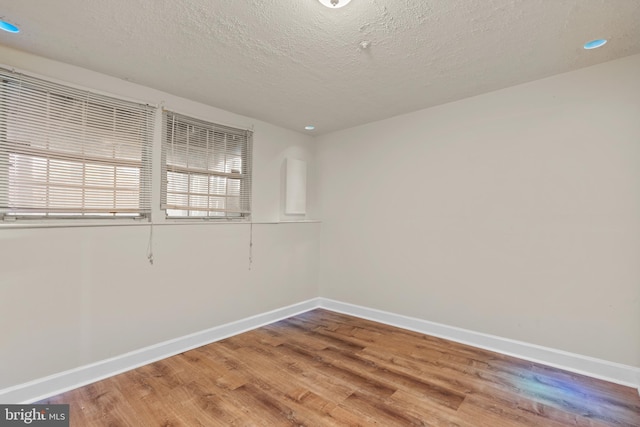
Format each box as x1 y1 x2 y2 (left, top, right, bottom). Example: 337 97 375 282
162 111 252 219
0 67 155 219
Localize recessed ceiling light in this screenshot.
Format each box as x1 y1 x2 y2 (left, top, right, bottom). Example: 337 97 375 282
0 20 20 33
318 0 352 8
305 125 315 131
583 39 607 50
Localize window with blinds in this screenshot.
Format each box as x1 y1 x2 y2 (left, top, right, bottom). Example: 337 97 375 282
0 68 155 219
162 111 252 219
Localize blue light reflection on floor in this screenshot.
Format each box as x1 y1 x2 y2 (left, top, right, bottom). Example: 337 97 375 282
518 375 586 397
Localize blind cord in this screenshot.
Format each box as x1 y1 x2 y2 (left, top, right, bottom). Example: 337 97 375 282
147 222 154 265
248 221 253 270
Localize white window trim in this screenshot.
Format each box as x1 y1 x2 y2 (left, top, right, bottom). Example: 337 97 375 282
160 110 253 221
0 65 258 229
0 66 156 222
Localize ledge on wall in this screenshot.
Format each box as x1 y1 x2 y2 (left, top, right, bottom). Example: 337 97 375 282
0 219 322 230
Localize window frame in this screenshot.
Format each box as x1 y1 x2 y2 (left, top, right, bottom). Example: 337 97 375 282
0 67 156 222
161 110 253 220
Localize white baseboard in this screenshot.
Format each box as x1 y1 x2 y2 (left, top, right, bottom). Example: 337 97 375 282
0 298 321 404
2 297 638 403
318 298 640 391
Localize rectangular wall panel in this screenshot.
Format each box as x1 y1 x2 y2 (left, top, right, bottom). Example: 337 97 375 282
285 158 307 215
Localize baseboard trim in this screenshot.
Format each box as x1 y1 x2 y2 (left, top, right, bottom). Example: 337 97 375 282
2 297 638 403
0 298 321 404
318 298 640 391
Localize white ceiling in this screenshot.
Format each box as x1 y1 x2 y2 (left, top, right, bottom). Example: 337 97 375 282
1 0 639 134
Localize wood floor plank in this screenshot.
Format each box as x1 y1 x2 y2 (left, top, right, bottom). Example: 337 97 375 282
38 309 640 426
320 345 466 411
215 347 345 425
386 389 474 427
356 332 639 427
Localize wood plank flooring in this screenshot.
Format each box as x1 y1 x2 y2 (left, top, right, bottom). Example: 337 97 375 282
39 309 640 426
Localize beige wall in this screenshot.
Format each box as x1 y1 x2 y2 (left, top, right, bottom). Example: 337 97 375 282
317 54 640 367
0 46 320 388
2 45 639 391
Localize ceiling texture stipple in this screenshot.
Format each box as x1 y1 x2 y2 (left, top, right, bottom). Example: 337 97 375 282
0 0 638 134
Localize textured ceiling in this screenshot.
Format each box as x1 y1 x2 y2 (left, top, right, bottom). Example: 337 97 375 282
0 0 639 134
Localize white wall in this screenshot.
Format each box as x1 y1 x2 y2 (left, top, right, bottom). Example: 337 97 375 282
2 44 639 392
317 54 640 367
0 46 320 389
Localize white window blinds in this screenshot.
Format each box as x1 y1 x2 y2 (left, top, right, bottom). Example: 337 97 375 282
162 111 252 218
0 67 155 219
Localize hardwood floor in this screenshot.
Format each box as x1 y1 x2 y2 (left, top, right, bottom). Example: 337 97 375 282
39 309 640 426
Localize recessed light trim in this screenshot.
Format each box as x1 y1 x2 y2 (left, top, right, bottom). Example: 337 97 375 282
305 125 316 131
0 20 20 33
318 0 352 8
584 39 607 50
